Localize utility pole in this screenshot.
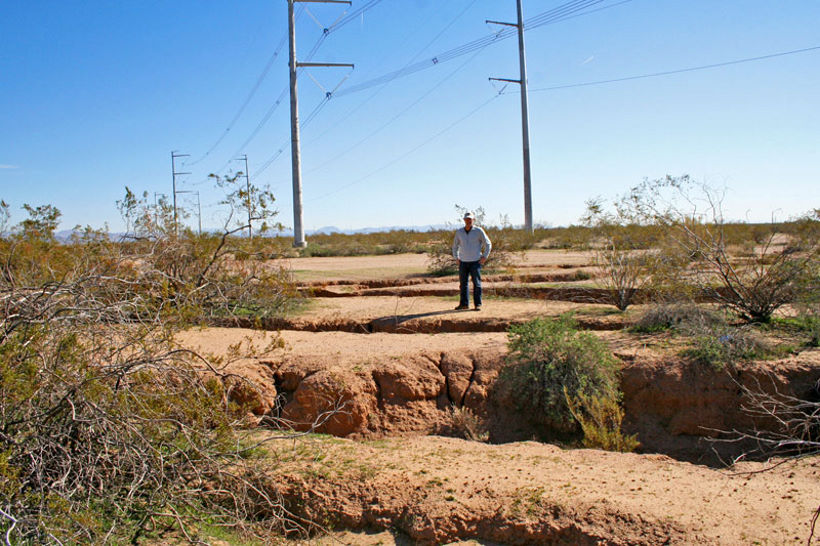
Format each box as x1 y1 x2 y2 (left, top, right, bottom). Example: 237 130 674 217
237 154 253 240
171 151 190 237
288 0 354 248
488 0 533 234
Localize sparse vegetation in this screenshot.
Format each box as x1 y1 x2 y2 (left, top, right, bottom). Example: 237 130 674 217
631 302 725 334
1 177 817 543
680 325 795 370
618 176 819 322
0 193 300 543
581 197 665 311
426 205 534 276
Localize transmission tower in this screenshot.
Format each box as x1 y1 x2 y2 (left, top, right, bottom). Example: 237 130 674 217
171 151 191 237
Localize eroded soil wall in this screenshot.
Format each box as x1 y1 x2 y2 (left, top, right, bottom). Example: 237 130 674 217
256 346 819 462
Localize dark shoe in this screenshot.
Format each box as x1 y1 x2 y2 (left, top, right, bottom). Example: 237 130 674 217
454 305 469 310
474 305 482 311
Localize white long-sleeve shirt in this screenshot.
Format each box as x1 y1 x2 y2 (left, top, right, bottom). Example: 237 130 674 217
452 226 492 262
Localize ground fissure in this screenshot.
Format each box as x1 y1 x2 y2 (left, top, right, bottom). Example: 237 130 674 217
176 250 820 545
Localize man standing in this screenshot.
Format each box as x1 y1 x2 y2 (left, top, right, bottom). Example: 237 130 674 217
452 211 492 311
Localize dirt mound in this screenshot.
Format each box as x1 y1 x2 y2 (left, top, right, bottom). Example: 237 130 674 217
258 434 819 545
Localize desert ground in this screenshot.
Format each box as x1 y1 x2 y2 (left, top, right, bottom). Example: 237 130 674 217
179 249 819 545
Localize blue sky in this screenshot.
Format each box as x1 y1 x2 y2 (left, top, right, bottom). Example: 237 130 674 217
2 0 818 235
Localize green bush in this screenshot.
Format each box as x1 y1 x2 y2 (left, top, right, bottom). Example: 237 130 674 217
501 315 622 437
802 315 820 347
565 389 639 452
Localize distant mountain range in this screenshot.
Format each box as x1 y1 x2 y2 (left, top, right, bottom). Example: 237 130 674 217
54 224 451 241
293 224 450 236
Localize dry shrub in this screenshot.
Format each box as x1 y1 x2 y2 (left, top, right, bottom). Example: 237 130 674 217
426 205 527 276
446 406 489 442
565 389 639 452
632 302 724 333
581 199 666 311
0 202 304 543
621 177 819 322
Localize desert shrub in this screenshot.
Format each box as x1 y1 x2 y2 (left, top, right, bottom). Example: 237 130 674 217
501 315 621 437
632 302 724 333
115 186 300 323
726 375 820 461
0 198 302 543
768 311 820 348
680 324 786 370
803 315 820 348
0 244 292 543
426 237 460 276
565 389 639 452
619 176 819 323
446 406 489 442
595 245 657 311
539 224 594 249
581 199 671 311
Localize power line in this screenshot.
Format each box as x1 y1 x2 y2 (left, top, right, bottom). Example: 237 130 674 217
304 0 481 148
522 44 820 93
306 42 490 176
218 0 622 183
186 34 289 166
331 0 385 31
185 8 304 167
334 0 629 97
308 92 502 202
202 0 385 180
249 92 334 178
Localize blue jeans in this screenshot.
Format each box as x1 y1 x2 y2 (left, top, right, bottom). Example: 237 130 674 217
458 260 482 307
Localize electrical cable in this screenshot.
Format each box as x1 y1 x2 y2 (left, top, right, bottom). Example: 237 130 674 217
304 0 481 147
252 0 625 184
329 0 385 33
185 35 288 167
522 44 820 93
185 7 304 167
253 96 328 177
202 0 386 179
334 0 621 97
307 92 502 202
306 40 490 175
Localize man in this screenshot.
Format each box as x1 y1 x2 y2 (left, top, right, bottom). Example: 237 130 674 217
452 211 492 311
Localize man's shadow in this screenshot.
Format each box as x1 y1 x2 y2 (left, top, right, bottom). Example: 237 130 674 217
370 308 467 328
